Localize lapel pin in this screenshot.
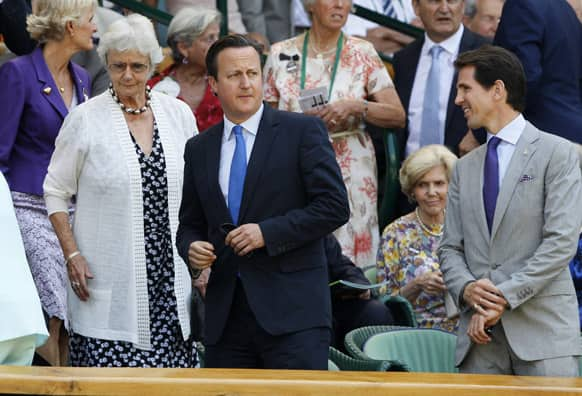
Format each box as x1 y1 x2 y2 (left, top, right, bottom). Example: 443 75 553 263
43 86 52 95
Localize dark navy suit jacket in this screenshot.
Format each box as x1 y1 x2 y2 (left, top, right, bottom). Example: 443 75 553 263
494 0 582 143
176 104 349 345
392 28 488 157
0 47 91 195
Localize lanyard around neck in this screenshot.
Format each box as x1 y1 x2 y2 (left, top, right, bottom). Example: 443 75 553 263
300 30 344 100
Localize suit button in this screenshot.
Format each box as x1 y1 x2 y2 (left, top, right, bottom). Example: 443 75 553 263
492 263 500 269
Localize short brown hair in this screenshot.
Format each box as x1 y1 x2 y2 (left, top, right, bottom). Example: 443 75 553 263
454 45 526 112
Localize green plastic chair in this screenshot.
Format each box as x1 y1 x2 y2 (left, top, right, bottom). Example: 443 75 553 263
363 328 458 373
344 325 410 360
328 347 407 372
361 266 418 327
381 294 418 327
328 359 340 371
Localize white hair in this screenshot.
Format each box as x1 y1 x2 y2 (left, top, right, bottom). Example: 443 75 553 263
27 0 96 43
97 14 163 70
167 7 221 62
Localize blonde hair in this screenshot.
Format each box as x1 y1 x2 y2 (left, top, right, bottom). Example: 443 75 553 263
97 14 163 73
399 145 458 201
27 0 96 44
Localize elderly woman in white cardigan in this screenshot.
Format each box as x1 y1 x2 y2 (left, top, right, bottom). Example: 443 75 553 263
43 14 198 367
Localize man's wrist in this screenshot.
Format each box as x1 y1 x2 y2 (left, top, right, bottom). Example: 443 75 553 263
459 280 474 307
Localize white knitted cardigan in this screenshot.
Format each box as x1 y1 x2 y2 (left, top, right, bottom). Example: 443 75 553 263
44 91 198 349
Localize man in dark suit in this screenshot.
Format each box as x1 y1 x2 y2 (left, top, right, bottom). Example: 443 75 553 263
393 0 488 160
176 34 349 370
494 0 582 144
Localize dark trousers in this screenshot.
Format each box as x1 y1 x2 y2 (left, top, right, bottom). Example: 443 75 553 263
205 279 330 369
332 298 394 351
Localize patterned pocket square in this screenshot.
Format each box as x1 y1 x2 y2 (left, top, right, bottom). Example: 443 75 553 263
519 174 535 182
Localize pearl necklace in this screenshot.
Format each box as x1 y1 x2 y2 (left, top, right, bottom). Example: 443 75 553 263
109 83 152 115
415 207 444 237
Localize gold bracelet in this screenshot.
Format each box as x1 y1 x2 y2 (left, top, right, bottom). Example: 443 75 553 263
65 250 81 265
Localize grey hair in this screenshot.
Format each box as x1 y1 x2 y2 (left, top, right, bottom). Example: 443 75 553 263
26 0 96 44
167 7 221 63
399 144 458 201
464 0 477 18
97 14 163 75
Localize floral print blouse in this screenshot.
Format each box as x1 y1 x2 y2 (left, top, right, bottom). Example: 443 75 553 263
376 212 458 333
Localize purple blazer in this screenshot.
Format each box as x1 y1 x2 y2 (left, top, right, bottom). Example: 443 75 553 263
0 46 91 196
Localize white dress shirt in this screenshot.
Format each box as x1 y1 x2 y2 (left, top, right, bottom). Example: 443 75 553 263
219 103 264 205
487 113 526 186
406 25 465 157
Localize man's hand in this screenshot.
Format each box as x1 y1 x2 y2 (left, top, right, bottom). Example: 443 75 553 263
467 313 491 344
188 241 216 270
463 278 507 312
225 223 265 256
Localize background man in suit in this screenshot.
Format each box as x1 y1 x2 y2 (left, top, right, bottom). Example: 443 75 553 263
493 0 582 144
392 0 488 217
463 0 504 39
393 0 488 160
439 45 582 376
176 34 349 369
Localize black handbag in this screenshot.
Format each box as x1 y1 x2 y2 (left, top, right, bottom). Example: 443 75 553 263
190 287 205 342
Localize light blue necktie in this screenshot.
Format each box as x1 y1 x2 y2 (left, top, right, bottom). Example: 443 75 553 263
383 0 397 18
419 45 444 148
228 125 247 225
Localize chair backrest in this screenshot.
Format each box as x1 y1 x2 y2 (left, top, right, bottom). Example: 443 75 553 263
363 328 457 373
328 359 340 371
344 325 410 360
328 346 407 372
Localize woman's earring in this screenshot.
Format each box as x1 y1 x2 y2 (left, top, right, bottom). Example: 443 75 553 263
182 57 189 65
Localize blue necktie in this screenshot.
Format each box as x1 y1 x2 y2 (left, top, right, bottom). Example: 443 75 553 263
383 0 397 18
419 45 444 148
228 125 247 225
483 136 501 233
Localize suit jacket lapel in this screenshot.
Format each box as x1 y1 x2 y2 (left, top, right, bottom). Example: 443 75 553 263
490 123 538 239
205 123 231 223
468 145 490 237
399 39 424 113
238 104 279 222
32 47 68 119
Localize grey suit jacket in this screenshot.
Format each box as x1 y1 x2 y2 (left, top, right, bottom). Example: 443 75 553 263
438 121 582 364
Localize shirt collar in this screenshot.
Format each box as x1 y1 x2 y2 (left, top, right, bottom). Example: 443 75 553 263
223 103 264 141
487 114 526 145
423 24 464 56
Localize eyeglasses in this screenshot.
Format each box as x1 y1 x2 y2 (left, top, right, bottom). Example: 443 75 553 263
107 62 150 74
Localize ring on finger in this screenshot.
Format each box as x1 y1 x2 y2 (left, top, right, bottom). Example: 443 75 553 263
71 281 80 287
330 119 337 125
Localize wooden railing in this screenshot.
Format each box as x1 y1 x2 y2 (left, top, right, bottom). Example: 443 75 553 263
1 366 582 395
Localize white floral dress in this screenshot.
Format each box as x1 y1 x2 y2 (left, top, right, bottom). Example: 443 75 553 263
264 34 393 267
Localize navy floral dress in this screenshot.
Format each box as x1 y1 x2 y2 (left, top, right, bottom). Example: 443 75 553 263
70 124 196 367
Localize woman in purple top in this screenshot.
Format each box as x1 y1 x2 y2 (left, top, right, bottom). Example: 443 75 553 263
0 0 94 366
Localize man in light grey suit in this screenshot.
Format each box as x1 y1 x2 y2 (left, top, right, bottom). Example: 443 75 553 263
438 45 582 376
